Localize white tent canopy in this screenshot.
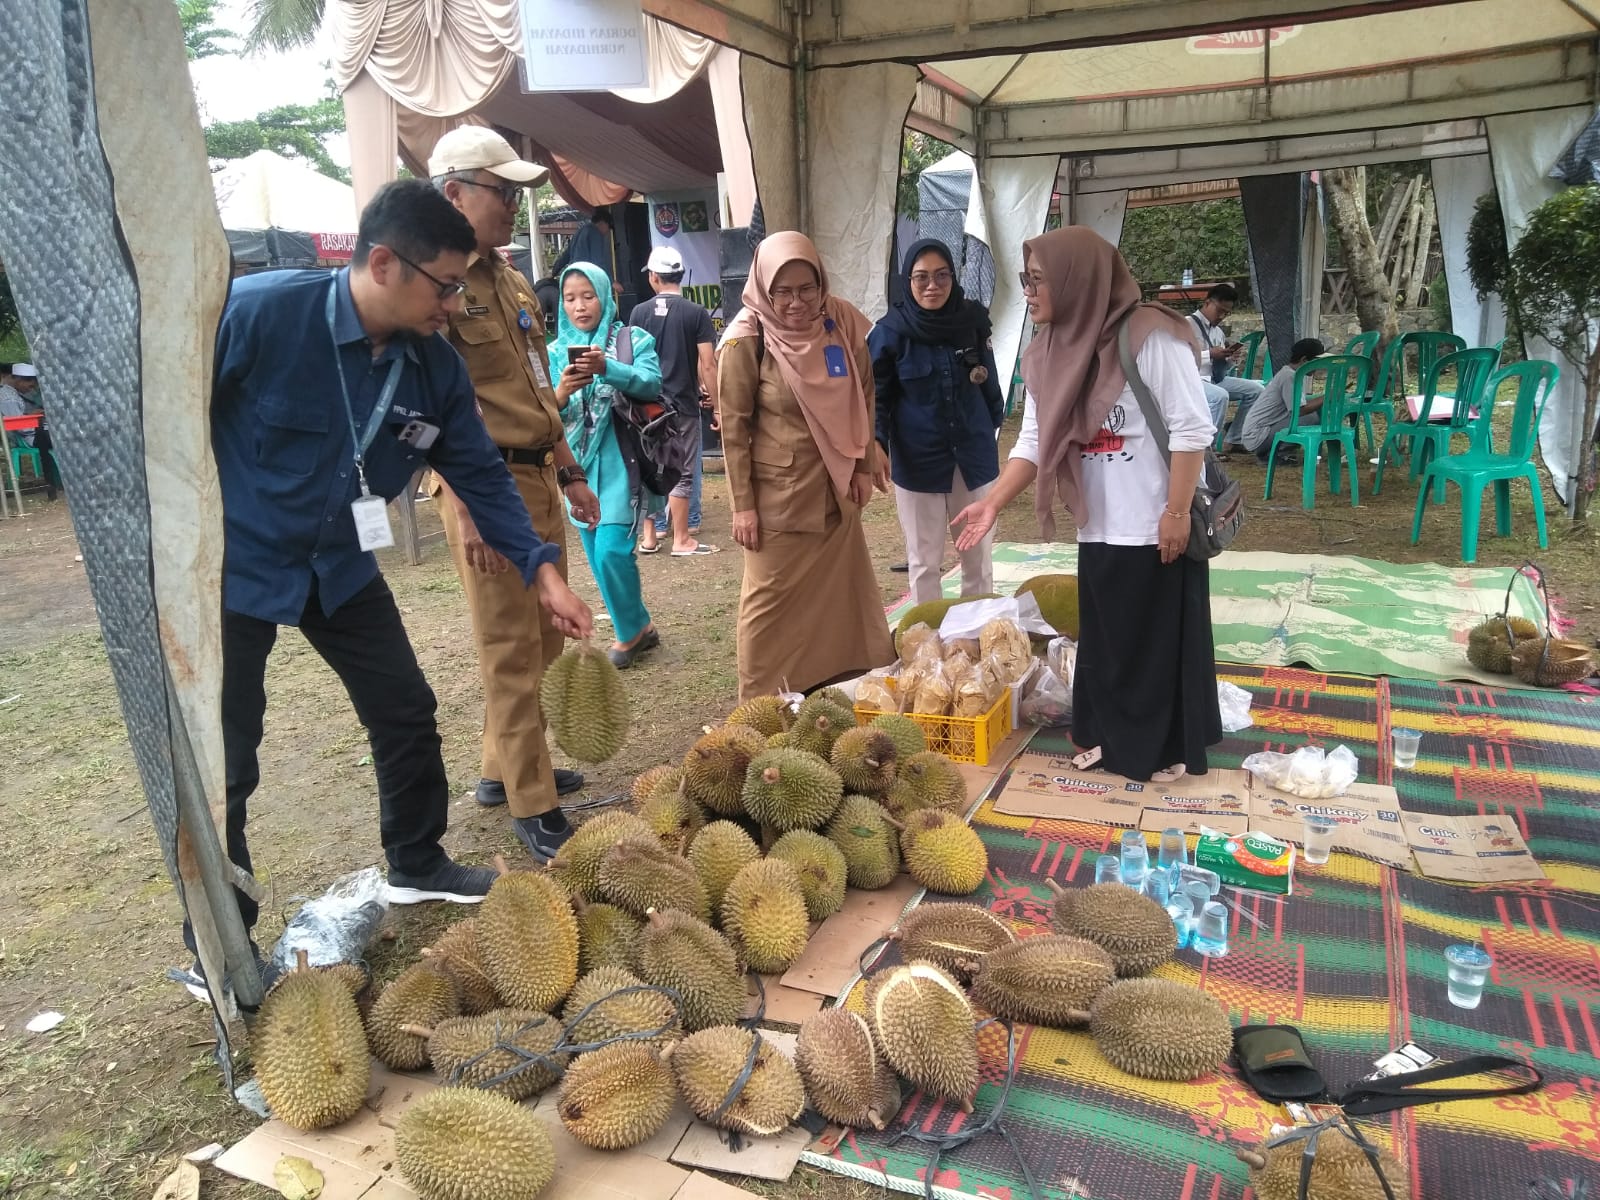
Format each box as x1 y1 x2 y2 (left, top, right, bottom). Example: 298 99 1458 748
211 149 357 235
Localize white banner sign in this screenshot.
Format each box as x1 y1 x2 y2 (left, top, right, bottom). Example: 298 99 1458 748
520 0 647 92
648 192 725 330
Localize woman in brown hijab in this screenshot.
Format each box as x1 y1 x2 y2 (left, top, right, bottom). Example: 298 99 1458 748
954 227 1222 781
718 232 896 700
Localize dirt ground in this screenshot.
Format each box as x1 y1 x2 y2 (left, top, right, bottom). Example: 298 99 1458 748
1 411 1596 1200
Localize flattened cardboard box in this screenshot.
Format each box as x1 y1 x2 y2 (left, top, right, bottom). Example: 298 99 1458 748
1401 812 1545 883
1248 780 1415 871
994 751 1250 834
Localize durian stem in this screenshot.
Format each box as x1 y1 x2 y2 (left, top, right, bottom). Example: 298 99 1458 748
1044 878 1065 896
866 1108 886 1131
958 1095 974 1114
883 815 907 832
492 854 511 877
397 1023 435 1039
1062 1009 1091 1024
293 948 310 973
1236 1149 1267 1170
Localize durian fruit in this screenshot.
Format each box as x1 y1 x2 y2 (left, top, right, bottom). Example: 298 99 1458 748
312 960 371 1000
574 898 643 975
825 794 902 889
395 1088 555 1200
254 950 370 1130
636 778 704 850
767 731 793 749
667 1026 806 1136
368 961 461 1069
890 903 1016 983
1087 978 1233 1081
830 726 898 795
966 935 1114 1027
1014 574 1081 640
887 751 967 816
1237 1130 1410 1200
1047 880 1177 977
687 820 762 916
632 764 681 805
720 859 812 973
548 809 655 902
636 908 747 1032
598 836 710 921
561 965 680 1050
903 818 989 895
541 638 629 763
813 685 855 710
742 748 845 832
727 694 793 739
894 807 957 858
768 830 847 922
893 595 1000 649
870 713 928 763
416 1009 567 1100
424 919 498 1015
795 1008 901 1130
478 867 581 1011
866 961 979 1104
558 1042 677 1150
682 725 767 816
790 693 854 759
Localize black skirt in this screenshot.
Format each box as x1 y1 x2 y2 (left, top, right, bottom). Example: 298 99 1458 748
1071 542 1222 780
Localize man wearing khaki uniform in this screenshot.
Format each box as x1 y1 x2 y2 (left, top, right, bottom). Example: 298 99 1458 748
429 128 600 862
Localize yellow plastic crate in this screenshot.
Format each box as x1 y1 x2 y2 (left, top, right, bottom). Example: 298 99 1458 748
854 687 1013 766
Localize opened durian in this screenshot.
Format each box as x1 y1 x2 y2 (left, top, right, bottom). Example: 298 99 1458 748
866 961 979 1104
667 1026 806 1136
795 1008 901 1130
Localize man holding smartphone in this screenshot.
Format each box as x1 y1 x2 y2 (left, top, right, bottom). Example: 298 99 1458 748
1188 282 1262 451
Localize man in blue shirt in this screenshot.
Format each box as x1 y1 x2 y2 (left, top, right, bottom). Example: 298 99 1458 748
206 180 593 970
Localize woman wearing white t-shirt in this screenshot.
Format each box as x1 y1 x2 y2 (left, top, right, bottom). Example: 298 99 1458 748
953 228 1222 782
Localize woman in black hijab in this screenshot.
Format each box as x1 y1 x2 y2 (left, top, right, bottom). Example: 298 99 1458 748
869 239 1005 603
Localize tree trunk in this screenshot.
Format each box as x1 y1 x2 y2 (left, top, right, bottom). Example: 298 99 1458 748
1390 178 1424 299
1575 348 1599 522
1323 167 1399 343
1403 184 1436 309
1375 177 1416 268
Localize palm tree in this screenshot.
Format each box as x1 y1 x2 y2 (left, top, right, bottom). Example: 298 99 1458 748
243 0 325 52
178 0 236 60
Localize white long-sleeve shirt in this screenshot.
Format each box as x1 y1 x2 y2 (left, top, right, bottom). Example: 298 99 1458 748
1011 329 1214 545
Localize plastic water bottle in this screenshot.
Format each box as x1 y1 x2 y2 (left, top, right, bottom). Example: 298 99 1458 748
1094 854 1120 886
1192 901 1230 958
1119 830 1150 887
1182 267 1195 287
1167 897 1196 949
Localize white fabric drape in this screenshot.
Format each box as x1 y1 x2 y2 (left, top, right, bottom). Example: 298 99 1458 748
346 68 401 207
970 155 1060 398
709 46 756 227
1432 155 1505 349
1069 188 1128 247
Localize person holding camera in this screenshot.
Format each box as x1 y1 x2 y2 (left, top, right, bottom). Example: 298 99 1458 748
868 239 1004 604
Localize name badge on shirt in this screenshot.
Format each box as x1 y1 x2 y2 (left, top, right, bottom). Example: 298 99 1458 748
823 344 849 377
352 493 395 551
465 305 491 317
527 350 551 389
397 420 440 450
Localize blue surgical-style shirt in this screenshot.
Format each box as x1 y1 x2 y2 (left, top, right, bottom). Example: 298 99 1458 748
212 268 560 625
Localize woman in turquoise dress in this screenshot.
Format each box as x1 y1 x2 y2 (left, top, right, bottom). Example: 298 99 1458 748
552 262 665 667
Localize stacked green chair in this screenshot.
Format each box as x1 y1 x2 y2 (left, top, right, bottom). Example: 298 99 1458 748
1374 346 1500 498
1412 360 1560 563
1237 330 1272 383
1263 353 1372 510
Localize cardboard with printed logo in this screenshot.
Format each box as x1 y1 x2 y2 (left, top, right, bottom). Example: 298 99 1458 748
1400 812 1545 883
994 752 1250 834
1248 781 1415 870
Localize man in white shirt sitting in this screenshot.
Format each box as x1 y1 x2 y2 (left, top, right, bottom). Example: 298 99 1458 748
1188 283 1263 452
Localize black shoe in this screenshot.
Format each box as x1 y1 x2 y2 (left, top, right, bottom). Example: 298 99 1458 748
386 859 497 905
555 768 584 796
476 778 507 807
177 941 276 1003
890 562 909 573
514 809 576 864
608 627 661 669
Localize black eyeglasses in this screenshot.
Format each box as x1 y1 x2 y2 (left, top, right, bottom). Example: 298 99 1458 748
389 249 467 299
455 178 522 207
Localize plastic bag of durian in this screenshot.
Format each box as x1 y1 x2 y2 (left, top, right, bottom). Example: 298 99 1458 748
979 617 1033 685
946 654 989 718
854 667 899 714
910 658 953 717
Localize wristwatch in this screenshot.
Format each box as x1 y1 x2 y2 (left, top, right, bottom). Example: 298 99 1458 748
557 465 587 489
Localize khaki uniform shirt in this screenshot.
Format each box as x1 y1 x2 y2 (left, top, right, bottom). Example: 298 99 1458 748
447 253 563 450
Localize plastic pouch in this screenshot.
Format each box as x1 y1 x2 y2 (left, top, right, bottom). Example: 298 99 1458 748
268 865 390 977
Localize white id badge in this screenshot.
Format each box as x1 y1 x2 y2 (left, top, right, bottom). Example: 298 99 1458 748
351 493 395 551
528 349 551 389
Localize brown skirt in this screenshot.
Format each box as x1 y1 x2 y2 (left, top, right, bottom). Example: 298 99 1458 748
736 509 896 701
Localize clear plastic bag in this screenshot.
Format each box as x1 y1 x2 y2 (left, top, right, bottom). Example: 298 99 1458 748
267 865 390 977
1241 744 1360 799
947 655 989 717
1047 636 1077 696
910 657 953 716
855 667 898 714
1217 680 1254 732
1017 659 1073 727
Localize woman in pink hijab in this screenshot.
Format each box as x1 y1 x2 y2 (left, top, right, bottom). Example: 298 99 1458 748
954 228 1222 782
717 232 896 700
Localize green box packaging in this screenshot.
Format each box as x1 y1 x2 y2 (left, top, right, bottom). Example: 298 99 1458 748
1196 831 1296 895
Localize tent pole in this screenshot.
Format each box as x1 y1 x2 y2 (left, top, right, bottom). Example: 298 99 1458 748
793 11 810 236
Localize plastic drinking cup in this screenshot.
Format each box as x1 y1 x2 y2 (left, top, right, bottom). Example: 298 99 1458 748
1301 813 1338 865
1193 901 1230 958
1158 827 1188 871
1182 879 1212 913
1445 944 1492 1009
1166 899 1195 949
1094 854 1120 885
1143 869 1171 906
1119 830 1150 887
1176 863 1222 897
1392 727 1422 769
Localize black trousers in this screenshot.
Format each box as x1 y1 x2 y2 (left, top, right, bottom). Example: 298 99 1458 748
196 574 450 943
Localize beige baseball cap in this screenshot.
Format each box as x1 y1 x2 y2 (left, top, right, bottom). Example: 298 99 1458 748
428 126 547 185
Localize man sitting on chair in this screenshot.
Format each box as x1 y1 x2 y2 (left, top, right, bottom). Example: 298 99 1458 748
1188 283 1263 451
1238 338 1327 466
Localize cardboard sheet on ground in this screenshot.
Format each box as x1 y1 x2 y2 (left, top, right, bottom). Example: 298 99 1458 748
993 752 1251 834
1401 812 1546 883
1249 781 1414 870
778 874 922 1000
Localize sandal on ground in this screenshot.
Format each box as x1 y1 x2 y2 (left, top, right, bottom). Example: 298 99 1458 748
1151 764 1188 783
638 543 660 555
1070 746 1103 771
670 543 720 556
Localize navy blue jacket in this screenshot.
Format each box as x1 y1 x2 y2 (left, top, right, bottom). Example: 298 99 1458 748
868 325 1004 494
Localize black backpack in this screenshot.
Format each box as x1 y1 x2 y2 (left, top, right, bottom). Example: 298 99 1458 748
609 323 686 497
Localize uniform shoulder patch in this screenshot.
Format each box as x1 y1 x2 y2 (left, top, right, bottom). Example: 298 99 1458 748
723 337 741 349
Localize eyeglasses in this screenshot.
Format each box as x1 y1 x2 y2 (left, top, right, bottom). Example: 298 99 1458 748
910 270 953 289
456 178 522 207
390 249 468 299
1017 271 1045 295
769 283 821 304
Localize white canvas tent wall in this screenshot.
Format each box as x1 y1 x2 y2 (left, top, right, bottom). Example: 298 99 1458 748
211 149 357 237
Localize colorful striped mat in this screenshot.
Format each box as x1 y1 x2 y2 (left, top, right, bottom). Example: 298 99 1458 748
803 665 1600 1200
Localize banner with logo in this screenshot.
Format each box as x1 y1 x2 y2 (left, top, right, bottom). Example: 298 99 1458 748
647 190 724 331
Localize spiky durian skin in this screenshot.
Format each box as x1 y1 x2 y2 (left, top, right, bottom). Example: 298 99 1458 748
1245 1130 1411 1200
870 713 928 762
368 962 460 1069
425 920 497 1015
825 794 902 889
561 966 681 1050
830 726 899 795
549 809 655 902
886 751 967 817
727 694 792 739
394 1088 555 1200
683 725 768 815
597 835 710 921
636 781 704 849
866 962 979 1102
892 903 1016 982
477 871 580 1012
720 859 812 974
255 965 370 1130
742 748 845 832
669 1026 806 1136
1050 882 1177 976
1089 978 1233 1081
426 1009 566 1100
558 1042 677 1149
795 1008 901 1130
790 694 854 759
812 686 855 710
541 640 629 763
903 819 989 895
968 935 1115 1027
687 820 763 916
575 901 643 975
632 764 681 805
768 830 848 922
635 909 747 1032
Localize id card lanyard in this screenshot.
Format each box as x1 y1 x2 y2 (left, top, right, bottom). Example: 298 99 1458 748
327 280 403 549
821 316 849 378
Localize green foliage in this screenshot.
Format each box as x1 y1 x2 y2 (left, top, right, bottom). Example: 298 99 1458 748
897 130 953 221
1510 184 1600 369
1118 199 1249 288
178 0 235 60
205 97 348 183
1428 273 1452 331
242 0 324 52
1466 192 1510 301
0 272 24 358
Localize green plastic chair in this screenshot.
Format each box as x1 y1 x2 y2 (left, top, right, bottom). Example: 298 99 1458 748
1411 359 1560 563
1238 330 1273 383
1343 330 1381 360
1374 347 1499 498
1340 330 1386 450
9 443 42 483
1263 354 1371 510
